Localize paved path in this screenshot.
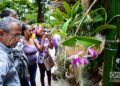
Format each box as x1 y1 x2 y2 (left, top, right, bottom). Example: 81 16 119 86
35 65 70 86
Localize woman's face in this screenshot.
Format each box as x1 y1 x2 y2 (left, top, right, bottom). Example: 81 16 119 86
36 28 45 37
24 27 33 38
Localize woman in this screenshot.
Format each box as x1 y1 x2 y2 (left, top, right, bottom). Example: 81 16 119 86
22 25 38 86
33 26 53 86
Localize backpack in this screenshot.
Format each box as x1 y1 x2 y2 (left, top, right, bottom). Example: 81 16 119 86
12 47 28 79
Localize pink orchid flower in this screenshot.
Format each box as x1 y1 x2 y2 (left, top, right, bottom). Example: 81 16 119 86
71 55 81 66
88 48 97 59
80 57 89 65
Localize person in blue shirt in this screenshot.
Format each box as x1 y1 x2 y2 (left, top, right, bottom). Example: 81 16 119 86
33 26 53 86
0 8 30 86
0 17 22 86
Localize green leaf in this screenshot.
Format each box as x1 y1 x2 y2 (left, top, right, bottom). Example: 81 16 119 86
63 1 71 17
51 29 67 38
73 14 83 25
39 23 52 29
71 1 80 17
62 18 72 33
107 14 120 23
51 13 64 22
91 24 117 34
90 8 107 23
91 14 104 22
56 8 68 19
62 36 101 47
52 20 63 26
62 36 76 47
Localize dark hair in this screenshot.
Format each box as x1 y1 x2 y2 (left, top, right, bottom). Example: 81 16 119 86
22 24 33 36
21 24 26 36
0 8 17 18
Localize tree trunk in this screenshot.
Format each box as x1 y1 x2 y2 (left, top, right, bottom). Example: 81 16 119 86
103 0 120 86
36 0 44 23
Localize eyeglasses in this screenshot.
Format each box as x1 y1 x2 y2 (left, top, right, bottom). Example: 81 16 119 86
9 32 22 38
15 34 22 38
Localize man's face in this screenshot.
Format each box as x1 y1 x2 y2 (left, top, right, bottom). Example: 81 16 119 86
9 13 18 19
3 22 22 48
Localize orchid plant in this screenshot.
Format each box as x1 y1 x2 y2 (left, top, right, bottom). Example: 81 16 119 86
38 1 118 70
34 0 120 85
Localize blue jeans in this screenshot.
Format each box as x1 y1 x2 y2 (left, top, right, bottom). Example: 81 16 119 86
28 63 37 86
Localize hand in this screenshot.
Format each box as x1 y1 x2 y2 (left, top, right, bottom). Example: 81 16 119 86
46 33 51 39
26 73 30 80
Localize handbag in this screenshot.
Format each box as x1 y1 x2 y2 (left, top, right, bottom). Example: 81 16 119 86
43 56 55 71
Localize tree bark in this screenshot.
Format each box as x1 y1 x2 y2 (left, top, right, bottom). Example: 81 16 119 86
36 0 44 23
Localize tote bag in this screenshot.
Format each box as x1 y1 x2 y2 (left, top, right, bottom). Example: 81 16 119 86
43 55 55 71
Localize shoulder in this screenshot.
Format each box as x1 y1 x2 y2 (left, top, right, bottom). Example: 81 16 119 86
0 51 9 63
0 52 9 73
0 50 8 59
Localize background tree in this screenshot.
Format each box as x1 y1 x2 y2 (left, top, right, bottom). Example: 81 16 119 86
0 0 43 23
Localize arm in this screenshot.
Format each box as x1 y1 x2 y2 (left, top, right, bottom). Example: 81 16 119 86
33 39 44 51
47 34 53 49
33 34 48 51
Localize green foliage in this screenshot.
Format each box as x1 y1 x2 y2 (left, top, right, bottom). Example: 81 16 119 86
49 1 82 34
51 29 67 38
62 18 72 33
0 0 37 23
91 24 117 35
62 36 101 47
63 1 71 17
71 1 80 17
90 8 107 23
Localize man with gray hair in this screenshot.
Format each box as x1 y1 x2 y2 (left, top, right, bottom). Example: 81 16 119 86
0 17 22 86
0 8 18 19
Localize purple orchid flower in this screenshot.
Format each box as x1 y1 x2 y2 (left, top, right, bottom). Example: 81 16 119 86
80 57 89 65
71 55 81 66
83 57 89 65
88 48 97 59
